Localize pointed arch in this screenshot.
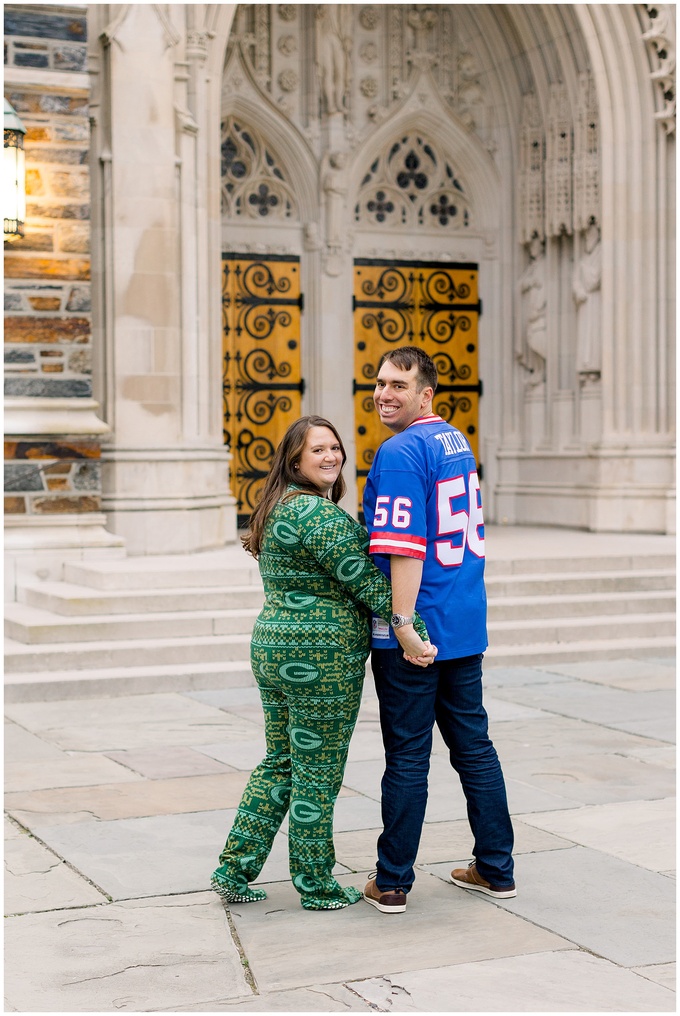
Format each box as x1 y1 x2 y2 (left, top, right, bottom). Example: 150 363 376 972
349 71 502 238
220 46 318 226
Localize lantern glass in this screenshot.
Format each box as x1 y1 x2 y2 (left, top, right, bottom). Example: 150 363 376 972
4 121 26 242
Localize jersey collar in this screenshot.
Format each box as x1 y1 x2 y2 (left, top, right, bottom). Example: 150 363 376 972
408 414 444 427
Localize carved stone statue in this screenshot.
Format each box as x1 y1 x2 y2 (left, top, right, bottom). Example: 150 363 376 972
321 150 348 275
573 222 602 380
315 5 352 114
518 235 548 385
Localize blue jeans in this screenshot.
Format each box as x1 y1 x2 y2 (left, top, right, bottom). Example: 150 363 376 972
371 649 514 892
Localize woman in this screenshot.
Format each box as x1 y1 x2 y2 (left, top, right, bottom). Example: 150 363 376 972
211 415 434 911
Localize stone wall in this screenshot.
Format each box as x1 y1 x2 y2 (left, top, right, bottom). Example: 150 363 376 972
4 4 99 519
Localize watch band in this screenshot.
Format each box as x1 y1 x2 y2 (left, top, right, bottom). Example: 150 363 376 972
391 613 414 629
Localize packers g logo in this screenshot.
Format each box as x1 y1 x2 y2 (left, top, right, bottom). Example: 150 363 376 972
293 873 319 892
290 726 323 751
272 520 298 546
284 591 317 609
278 661 319 684
294 497 317 519
270 784 289 806
335 555 365 582
290 799 323 824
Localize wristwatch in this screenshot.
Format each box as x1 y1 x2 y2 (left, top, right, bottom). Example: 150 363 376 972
391 613 414 629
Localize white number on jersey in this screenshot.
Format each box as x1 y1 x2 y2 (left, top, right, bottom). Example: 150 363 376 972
435 471 485 566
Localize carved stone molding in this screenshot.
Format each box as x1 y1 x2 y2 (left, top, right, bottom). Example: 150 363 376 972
545 83 572 236
643 4 676 133
574 72 600 231
518 93 545 244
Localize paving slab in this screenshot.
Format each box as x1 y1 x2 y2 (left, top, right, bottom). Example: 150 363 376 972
5 833 106 914
348 949 676 1012
183 688 263 709
483 665 572 688
228 870 573 994
4 692 263 752
162 983 372 1012
426 845 675 968
4 721 66 763
195 735 268 771
104 746 236 779
25 809 240 899
617 743 676 769
484 695 549 722
505 750 675 806
6 771 251 824
518 796 676 871
491 679 676 728
542 658 676 691
334 818 571 873
604 714 676 742
490 714 668 762
5 755 144 793
4 892 249 1013
631 961 676 991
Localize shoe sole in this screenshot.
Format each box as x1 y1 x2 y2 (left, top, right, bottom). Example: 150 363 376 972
363 892 407 913
210 876 266 904
450 875 516 899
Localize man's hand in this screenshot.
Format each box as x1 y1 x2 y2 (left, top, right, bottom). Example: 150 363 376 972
394 625 438 667
403 641 438 667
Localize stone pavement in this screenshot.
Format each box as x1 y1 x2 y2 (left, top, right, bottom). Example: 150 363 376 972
4 655 676 1012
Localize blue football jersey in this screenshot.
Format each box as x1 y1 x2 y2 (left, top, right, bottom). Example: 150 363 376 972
363 415 488 659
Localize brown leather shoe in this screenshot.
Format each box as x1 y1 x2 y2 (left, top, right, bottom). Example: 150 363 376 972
450 861 516 898
363 876 407 913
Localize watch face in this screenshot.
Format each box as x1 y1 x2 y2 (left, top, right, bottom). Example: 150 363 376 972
391 614 403 627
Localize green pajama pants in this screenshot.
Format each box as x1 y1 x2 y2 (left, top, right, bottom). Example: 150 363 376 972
217 662 364 910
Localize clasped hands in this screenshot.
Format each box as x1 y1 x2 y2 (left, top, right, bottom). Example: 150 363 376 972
394 627 438 668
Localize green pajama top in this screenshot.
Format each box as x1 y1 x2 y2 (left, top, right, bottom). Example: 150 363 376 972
251 486 429 675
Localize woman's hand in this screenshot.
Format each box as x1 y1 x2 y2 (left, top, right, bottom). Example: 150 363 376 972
394 625 438 667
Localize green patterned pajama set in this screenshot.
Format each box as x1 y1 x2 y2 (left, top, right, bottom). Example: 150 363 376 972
212 487 427 910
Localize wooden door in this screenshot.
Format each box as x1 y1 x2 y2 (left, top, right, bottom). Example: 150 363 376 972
222 254 304 527
353 258 481 517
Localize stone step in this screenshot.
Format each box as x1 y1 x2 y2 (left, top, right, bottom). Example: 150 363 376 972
4 603 260 644
484 569 674 597
4 632 252 673
18 581 266 616
487 589 676 621
487 611 675 646
4 660 255 703
60 549 673 591
4 633 675 703
484 635 676 667
484 552 673 576
63 550 260 590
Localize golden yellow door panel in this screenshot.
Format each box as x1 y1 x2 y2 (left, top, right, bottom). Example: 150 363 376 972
353 259 481 517
222 254 303 527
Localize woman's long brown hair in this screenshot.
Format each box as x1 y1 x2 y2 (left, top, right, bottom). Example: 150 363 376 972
242 415 347 558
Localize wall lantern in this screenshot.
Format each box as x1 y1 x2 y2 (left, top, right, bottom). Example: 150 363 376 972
4 98 27 242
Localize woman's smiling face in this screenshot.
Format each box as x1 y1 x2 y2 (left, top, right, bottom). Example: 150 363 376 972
296 426 344 494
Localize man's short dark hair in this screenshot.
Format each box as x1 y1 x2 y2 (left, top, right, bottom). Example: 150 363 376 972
379 346 438 393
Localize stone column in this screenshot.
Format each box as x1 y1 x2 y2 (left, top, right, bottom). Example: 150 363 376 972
4 4 124 598
88 3 237 554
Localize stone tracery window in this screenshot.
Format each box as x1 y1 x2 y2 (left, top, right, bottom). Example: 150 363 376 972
355 135 471 230
221 117 298 221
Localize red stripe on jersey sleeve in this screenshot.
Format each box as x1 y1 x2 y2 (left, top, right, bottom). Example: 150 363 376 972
369 531 427 559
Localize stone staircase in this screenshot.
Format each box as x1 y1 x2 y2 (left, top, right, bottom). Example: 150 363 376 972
4 532 675 702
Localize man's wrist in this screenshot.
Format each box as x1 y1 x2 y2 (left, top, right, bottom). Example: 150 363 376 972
391 613 415 629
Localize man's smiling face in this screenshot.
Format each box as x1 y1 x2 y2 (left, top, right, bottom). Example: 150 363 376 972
373 360 434 434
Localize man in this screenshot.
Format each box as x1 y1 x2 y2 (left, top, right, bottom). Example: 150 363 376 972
361 346 515 914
